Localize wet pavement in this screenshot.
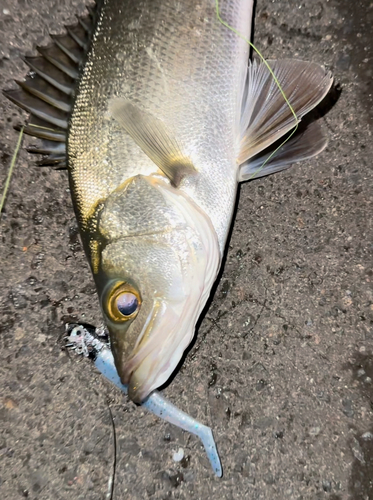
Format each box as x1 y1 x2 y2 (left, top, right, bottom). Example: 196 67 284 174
0 1 372 499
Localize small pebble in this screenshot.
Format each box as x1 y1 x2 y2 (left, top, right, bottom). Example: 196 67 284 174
361 432 373 441
309 426 321 437
342 399 354 418
274 431 284 439
173 447 184 462
263 472 275 485
350 437 365 463
322 480 332 492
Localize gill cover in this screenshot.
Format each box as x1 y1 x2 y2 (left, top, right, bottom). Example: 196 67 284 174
94 175 220 402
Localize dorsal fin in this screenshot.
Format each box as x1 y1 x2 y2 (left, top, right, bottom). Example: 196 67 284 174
3 1 100 169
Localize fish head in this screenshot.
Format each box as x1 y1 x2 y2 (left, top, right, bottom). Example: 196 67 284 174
97 236 194 403
93 176 220 403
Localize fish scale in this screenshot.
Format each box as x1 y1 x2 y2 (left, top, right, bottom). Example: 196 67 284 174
69 0 252 244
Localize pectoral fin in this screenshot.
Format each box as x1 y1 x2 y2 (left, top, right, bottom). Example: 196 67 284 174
110 99 197 187
238 121 327 182
238 59 333 164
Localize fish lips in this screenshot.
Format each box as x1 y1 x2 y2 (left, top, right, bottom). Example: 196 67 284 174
109 299 189 403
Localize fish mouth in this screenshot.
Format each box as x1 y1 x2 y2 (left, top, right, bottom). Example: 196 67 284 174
116 298 198 404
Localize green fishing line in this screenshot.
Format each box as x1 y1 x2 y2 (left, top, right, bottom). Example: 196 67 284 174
29 123 57 132
0 123 57 218
0 126 24 218
215 0 299 179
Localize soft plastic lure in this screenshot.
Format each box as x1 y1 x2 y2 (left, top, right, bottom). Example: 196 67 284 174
65 325 222 477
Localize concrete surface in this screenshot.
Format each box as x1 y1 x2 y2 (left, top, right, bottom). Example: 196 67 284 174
0 0 372 499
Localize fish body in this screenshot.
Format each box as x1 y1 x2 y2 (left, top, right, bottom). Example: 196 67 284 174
68 0 253 401
4 0 333 404
69 0 252 246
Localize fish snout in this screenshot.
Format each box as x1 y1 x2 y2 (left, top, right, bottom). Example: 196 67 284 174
114 301 190 403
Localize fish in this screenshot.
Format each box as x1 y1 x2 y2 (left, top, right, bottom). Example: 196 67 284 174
4 0 332 409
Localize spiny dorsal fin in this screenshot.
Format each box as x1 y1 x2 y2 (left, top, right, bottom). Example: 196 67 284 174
4 88 69 129
23 56 76 95
238 120 327 182
15 116 66 143
3 1 100 169
110 99 197 188
50 33 86 65
238 59 333 164
65 23 90 51
15 78 71 112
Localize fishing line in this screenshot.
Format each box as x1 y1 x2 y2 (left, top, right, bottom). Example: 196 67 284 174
0 122 59 218
215 0 299 178
0 126 24 218
29 123 58 132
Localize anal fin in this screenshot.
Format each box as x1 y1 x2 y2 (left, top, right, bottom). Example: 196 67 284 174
238 59 333 164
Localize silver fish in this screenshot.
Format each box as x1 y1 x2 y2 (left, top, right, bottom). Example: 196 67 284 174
5 0 332 405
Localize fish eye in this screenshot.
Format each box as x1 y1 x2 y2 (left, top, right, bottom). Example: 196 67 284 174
106 282 141 322
117 292 138 316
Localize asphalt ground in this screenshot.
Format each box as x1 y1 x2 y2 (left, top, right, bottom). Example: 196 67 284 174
0 1 372 499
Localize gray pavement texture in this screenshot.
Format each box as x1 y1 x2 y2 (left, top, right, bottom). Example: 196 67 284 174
0 0 372 499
